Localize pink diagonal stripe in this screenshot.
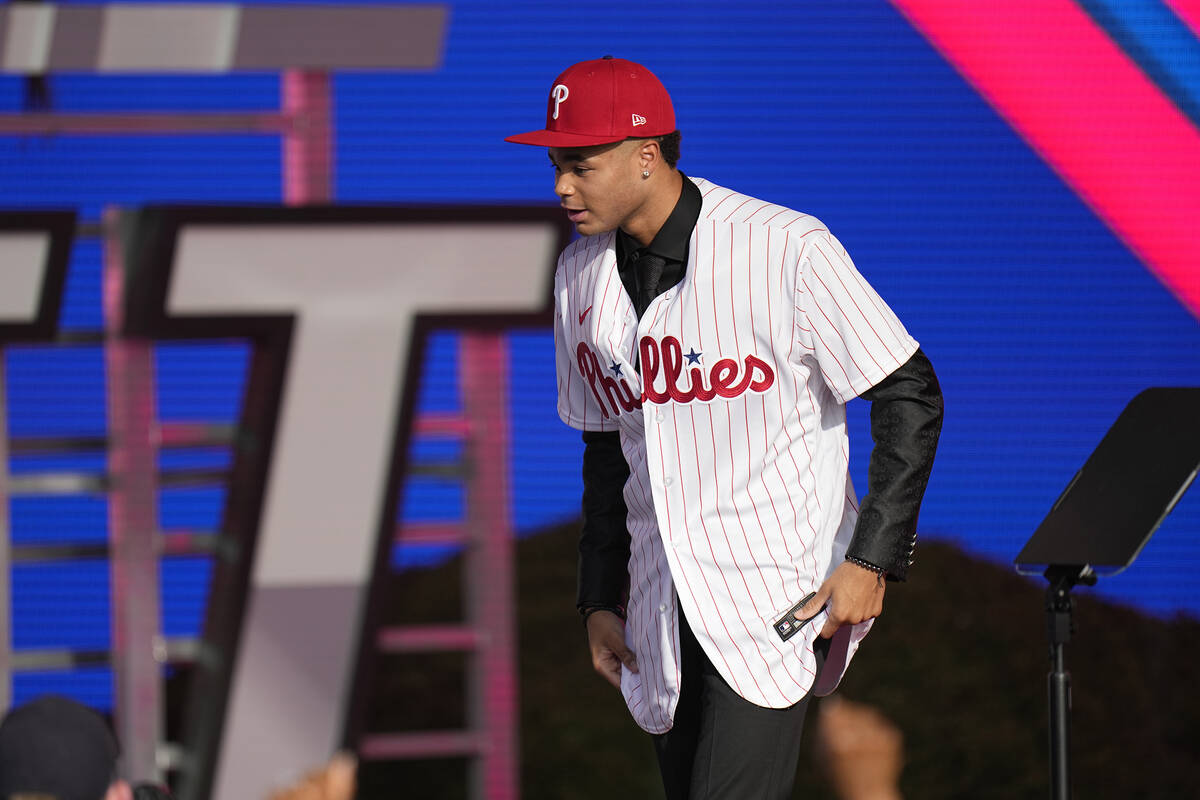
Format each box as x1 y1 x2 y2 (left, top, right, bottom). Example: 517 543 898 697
1163 0 1200 40
891 0 1200 318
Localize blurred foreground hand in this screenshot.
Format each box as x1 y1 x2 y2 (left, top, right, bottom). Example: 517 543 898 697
267 752 356 800
816 696 904 800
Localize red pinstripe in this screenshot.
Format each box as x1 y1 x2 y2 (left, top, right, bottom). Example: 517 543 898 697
735 229 789 597
719 228 772 617
625 431 671 728
794 315 840 395
780 234 824 580
759 206 791 226
787 374 825 580
808 270 886 379
744 227 788 591
600 267 632 358
701 227 804 694
759 228 806 596
742 201 777 223
838 247 911 346
811 240 892 370
763 227 811 592
678 404 755 698
721 196 758 222
782 217 824 235
804 284 864 389
824 232 909 346
705 188 738 217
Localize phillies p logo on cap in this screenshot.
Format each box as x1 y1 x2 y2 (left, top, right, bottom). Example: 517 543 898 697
505 56 676 147
552 84 569 119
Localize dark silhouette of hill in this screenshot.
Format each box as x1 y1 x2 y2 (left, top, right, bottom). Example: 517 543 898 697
356 524 1200 799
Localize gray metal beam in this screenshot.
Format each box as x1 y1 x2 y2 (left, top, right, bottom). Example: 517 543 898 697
0 4 448 73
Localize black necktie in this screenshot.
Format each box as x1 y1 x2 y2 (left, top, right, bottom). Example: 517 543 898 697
632 251 667 319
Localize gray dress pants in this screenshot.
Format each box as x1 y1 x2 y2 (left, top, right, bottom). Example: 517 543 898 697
652 604 828 800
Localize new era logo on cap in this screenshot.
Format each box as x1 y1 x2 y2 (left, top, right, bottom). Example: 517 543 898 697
505 56 676 147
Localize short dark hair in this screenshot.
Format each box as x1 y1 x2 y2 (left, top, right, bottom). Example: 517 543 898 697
629 130 682 168
657 130 681 167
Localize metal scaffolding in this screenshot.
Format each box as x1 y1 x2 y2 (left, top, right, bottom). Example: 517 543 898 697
0 5 528 798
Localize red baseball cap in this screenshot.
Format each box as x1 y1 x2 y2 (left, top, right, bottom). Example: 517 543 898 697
506 56 676 147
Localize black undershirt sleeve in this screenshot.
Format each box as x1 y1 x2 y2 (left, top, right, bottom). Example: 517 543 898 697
577 429 632 615
845 347 944 581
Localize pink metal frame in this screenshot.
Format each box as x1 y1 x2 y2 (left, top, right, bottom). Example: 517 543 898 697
361 334 520 799
280 70 520 799
461 332 519 800
103 207 165 780
4 68 520 798
283 72 334 205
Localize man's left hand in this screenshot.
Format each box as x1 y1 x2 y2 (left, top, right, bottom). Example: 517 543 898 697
796 560 886 639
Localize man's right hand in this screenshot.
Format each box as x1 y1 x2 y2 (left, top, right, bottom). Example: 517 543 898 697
584 610 639 689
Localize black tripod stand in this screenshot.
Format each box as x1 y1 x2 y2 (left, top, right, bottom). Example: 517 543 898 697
1016 387 1200 800
1042 563 1094 800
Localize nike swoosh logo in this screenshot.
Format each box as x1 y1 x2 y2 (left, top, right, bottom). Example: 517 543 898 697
578 305 593 324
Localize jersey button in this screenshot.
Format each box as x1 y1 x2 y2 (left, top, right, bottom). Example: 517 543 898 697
654 410 664 422
663 476 674 487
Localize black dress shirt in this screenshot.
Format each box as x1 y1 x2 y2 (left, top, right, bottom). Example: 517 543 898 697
615 173 702 314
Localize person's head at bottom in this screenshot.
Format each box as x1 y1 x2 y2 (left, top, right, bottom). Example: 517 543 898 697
0 695 132 800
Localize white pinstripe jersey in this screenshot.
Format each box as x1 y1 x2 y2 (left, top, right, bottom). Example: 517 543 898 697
553 177 919 733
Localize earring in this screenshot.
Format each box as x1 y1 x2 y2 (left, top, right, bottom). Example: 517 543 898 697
642 170 650 178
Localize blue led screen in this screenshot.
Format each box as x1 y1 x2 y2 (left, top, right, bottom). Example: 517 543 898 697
3 0 1198 709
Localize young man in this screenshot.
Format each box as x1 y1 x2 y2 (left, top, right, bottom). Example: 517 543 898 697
507 57 943 799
